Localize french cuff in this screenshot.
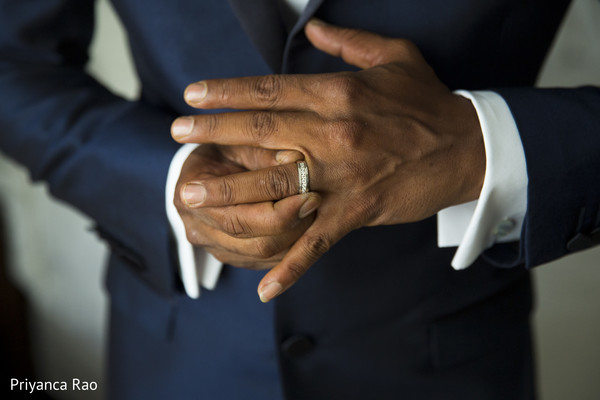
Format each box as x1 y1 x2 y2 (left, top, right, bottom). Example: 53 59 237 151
437 91 528 270
165 143 223 298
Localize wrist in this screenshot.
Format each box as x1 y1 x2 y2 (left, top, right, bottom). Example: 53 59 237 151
450 93 486 207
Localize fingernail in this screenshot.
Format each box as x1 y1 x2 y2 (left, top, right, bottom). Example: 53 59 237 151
185 81 208 104
276 151 289 164
172 117 194 140
182 183 207 206
308 18 328 27
259 281 282 303
299 194 320 219
276 150 300 164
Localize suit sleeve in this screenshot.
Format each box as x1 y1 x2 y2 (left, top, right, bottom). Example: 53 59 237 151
485 86 600 268
0 0 180 296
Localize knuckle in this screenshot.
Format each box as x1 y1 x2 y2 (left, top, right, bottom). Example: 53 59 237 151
216 176 236 204
303 233 331 260
329 119 364 149
251 75 283 106
353 193 380 222
263 167 294 199
218 80 233 103
338 27 360 41
185 227 205 247
247 111 277 142
285 261 308 281
221 213 252 238
327 74 363 113
204 113 219 139
252 237 281 259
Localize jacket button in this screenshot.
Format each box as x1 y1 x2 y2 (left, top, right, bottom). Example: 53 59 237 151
281 335 314 358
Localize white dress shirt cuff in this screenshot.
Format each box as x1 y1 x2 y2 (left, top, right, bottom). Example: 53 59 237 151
165 143 223 298
437 91 528 269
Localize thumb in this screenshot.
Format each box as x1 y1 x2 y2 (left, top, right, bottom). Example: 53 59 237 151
305 19 414 69
218 146 304 171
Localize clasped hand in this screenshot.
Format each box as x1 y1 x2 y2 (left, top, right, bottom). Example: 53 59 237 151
171 19 485 302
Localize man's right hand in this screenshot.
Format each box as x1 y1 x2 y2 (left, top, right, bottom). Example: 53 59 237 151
174 144 321 269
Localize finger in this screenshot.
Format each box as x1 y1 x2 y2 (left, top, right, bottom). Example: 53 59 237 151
171 110 314 147
217 146 304 171
183 74 323 111
196 193 321 238
275 150 304 165
179 144 247 181
257 216 349 303
205 247 282 270
187 214 314 262
181 162 311 208
305 19 417 69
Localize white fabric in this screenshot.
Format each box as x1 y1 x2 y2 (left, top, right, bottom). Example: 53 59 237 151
285 0 310 15
165 143 222 298
438 91 528 269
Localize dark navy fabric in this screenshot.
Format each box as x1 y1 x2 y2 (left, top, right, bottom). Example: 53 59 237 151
494 87 600 268
1 0 598 399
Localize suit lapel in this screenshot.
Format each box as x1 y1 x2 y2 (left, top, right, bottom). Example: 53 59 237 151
226 0 287 72
226 0 325 73
290 0 325 37
282 0 325 72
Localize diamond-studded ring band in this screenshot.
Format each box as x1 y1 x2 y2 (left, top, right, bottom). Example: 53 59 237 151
297 161 310 194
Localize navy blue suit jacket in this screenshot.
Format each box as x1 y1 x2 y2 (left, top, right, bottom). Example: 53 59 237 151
1 0 599 399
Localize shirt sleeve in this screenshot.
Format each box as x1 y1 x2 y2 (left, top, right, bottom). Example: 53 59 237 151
437 91 528 269
165 144 223 298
